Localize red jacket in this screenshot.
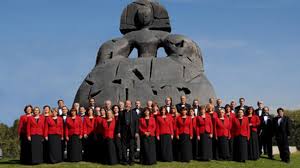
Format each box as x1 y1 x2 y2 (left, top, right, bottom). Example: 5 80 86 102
175 116 193 137
65 116 83 137
196 114 213 136
231 117 250 139
139 117 156 136
247 115 261 132
18 114 31 136
44 116 64 138
27 115 45 137
83 116 95 135
94 116 104 135
207 112 218 121
226 113 236 138
156 115 174 136
102 118 116 139
214 117 231 138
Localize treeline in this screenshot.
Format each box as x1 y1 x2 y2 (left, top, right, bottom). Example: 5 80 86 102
0 110 299 159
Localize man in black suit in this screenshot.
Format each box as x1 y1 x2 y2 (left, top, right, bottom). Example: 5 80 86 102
117 100 139 165
255 101 265 117
176 95 191 112
133 100 143 117
273 108 291 163
255 101 265 155
192 99 201 116
260 106 274 159
164 97 173 113
214 98 223 113
235 97 249 112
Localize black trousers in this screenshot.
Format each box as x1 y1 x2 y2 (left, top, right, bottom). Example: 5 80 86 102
276 135 290 162
121 129 135 163
20 134 31 164
261 135 273 158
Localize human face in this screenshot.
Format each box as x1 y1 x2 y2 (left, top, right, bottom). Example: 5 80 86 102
144 109 150 117
107 110 113 119
113 106 119 113
119 102 125 109
278 110 284 117
182 109 187 116
125 100 132 110
100 108 106 116
135 101 141 108
105 100 112 109
43 107 50 115
89 98 95 106
165 98 171 105
161 107 167 115
58 100 64 108
62 106 68 115
230 101 236 108
217 99 222 106
193 100 199 106
147 101 152 108
79 107 86 114
239 98 245 106
52 110 58 117
238 110 244 118
88 109 93 116
181 96 186 104
33 108 40 116
25 106 32 115
220 109 225 117
258 101 264 109
71 110 76 117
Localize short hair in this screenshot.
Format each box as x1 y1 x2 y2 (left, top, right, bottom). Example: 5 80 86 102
24 105 33 113
70 108 77 112
43 105 51 110
277 107 284 113
57 99 64 104
239 97 245 101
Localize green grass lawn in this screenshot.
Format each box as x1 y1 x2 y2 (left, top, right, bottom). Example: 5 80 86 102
0 153 299 168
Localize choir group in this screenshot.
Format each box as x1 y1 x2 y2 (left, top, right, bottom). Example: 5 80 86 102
18 96 291 165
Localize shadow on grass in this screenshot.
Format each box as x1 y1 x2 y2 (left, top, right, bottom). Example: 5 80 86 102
0 160 21 165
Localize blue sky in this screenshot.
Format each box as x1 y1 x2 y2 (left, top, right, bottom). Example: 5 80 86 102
0 0 299 126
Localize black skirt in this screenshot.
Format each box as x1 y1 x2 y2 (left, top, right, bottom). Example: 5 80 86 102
115 136 122 162
30 135 44 164
178 134 192 162
192 135 198 159
198 133 212 161
233 135 248 162
172 137 179 161
140 136 157 165
104 138 118 165
217 136 230 160
248 131 260 160
48 134 62 163
95 134 104 163
228 138 233 160
67 135 82 162
158 134 173 162
20 134 31 164
83 134 95 162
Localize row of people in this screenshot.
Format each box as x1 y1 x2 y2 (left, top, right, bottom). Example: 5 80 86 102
18 97 291 165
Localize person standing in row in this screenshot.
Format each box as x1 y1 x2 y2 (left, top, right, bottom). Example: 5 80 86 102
176 96 191 112
156 106 174 162
231 109 250 162
18 105 33 164
273 108 291 163
117 100 139 165
27 107 45 165
44 108 63 163
139 108 157 165
65 108 83 162
260 106 273 159
247 107 261 160
206 104 218 159
83 108 95 162
235 98 249 113
189 108 198 160
112 105 122 162
224 104 235 160
164 97 173 113
192 99 200 116
102 110 118 165
42 105 51 163
196 105 213 161
176 107 193 162
214 108 231 160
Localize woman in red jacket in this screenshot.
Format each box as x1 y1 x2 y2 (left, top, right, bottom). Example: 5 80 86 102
83 108 95 162
65 108 83 162
112 105 122 162
42 105 51 163
214 108 231 160
156 106 173 162
44 108 64 163
231 109 250 162
206 104 218 160
189 108 198 160
18 105 32 164
170 106 179 161
176 107 193 162
102 109 118 165
27 106 45 164
196 105 213 161
225 104 235 160
247 106 261 160
139 107 157 165
93 107 106 163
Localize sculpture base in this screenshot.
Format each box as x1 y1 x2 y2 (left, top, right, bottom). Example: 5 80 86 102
74 56 216 107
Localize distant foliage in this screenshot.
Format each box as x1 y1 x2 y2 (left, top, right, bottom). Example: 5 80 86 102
286 110 300 150
0 119 20 158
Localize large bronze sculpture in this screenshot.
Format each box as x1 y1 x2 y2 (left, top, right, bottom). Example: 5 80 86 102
74 0 216 107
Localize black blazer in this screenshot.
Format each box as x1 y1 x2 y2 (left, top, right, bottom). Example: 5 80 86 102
260 113 273 137
176 103 191 112
117 109 139 137
273 116 291 138
255 108 264 117
133 107 143 117
235 105 249 113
